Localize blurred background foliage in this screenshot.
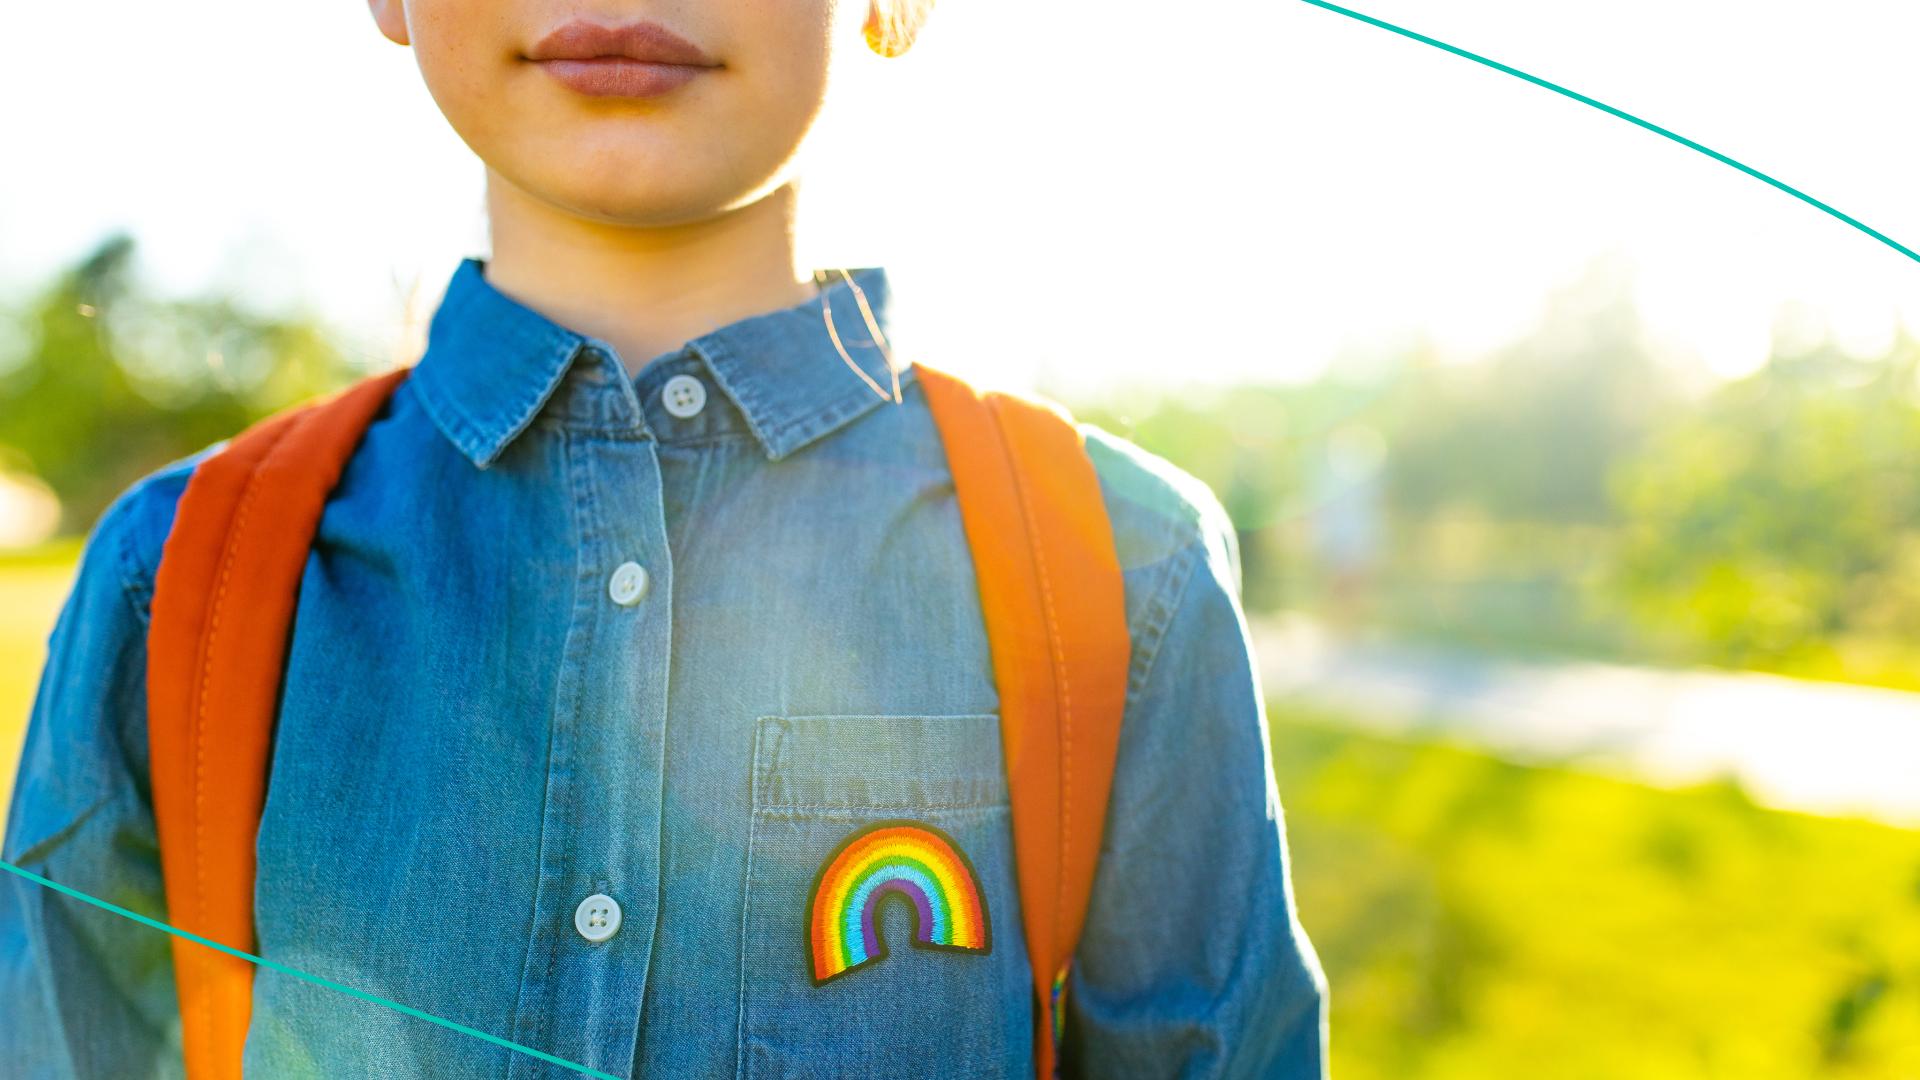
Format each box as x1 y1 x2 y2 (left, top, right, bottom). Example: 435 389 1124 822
1081 266 1920 688
4 238 1920 1076
0 233 357 535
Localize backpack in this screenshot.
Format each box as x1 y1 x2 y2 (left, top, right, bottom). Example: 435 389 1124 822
145 362 1130 1079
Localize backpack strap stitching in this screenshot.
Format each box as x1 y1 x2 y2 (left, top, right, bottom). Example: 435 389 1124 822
986 394 1074 950
187 413 301 936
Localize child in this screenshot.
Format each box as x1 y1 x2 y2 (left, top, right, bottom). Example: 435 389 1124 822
0 0 1327 1075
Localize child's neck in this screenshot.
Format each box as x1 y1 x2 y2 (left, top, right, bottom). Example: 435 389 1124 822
481 172 821 377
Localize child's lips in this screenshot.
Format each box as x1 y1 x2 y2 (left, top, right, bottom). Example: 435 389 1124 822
524 18 719 98
534 56 710 99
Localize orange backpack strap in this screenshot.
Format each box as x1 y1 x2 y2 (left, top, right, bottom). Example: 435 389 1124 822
147 367 409 1079
917 364 1132 1079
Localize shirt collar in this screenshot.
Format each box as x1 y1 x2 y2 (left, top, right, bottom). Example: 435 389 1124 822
410 256 913 468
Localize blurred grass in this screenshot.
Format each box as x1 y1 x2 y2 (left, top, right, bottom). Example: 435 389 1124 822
3 554 1919 1076
0 542 78 814
1273 709 1920 1078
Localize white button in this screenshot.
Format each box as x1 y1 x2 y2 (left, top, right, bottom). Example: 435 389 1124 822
608 561 650 606
661 373 707 419
574 893 622 943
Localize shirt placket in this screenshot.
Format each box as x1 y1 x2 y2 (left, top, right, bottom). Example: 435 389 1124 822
508 351 674 1078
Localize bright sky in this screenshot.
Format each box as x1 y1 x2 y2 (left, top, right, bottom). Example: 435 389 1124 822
3 0 1917 400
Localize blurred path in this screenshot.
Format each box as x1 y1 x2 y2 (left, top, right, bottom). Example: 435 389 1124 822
1253 616 1920 828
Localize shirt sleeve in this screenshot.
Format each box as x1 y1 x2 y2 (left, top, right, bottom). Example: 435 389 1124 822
1062 506 1329 1078
1 487 184 1079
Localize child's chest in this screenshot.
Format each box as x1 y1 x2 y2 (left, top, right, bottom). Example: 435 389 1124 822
243 421 1033 1077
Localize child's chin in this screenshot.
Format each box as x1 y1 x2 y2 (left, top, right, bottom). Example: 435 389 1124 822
516 156 796 228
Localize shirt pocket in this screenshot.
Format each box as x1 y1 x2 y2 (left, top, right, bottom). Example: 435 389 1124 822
739 714 1033 1080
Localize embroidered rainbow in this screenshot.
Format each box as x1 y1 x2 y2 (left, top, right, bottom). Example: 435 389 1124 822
805 820 991 984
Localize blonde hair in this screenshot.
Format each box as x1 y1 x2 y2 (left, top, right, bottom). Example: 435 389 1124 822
865 0 937 57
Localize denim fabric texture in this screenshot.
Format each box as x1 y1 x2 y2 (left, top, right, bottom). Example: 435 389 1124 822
0 257 1329 1078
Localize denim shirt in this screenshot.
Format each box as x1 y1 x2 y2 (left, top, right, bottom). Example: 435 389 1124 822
1 257 1327 1079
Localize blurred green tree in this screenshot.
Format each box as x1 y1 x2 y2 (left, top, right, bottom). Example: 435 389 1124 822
1608 334 1920 677
0 234 357 533
1388 264 1680 527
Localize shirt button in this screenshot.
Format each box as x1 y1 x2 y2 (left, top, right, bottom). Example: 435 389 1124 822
608 561 650 606
574 893 622 943
661 373 708 419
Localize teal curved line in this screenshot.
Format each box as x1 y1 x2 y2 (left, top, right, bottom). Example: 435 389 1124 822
1299 0 1920 264
0 859 619 1080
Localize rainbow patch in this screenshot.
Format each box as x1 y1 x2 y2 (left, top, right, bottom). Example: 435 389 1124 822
1051 965 1069 1046
805 820 991 985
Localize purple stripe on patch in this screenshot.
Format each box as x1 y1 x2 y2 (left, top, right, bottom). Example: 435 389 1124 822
861 880 937 955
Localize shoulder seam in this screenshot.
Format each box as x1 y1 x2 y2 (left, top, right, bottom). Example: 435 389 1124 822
1121 531 1206 713
106 483 163 629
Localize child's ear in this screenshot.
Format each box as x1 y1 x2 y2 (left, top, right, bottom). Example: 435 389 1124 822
367 0 410 46
864 0 934 58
